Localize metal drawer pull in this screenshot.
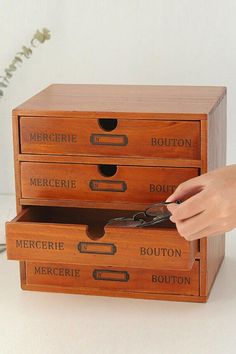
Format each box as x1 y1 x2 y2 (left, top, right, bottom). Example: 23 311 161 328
78 242 117 255
93 269 130 282
90 133 128 146
89 180 127 192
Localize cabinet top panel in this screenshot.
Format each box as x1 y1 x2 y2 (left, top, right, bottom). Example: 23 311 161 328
13 84 226 119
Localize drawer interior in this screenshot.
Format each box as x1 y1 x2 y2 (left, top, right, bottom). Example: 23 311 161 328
13 206 175 239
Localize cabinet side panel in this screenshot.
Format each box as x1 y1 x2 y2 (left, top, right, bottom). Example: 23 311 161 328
12 113 25 289
12 113 21 212
206 94 227 295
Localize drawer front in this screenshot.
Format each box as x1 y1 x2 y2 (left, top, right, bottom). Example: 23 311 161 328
25 260 200 296
21 162 199 203
20 117 200 159
6 208 198 271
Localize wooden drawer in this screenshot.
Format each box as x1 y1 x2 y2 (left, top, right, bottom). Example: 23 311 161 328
21 162 199 204
20 117 200 159
6 206 198 271
24 260 200 296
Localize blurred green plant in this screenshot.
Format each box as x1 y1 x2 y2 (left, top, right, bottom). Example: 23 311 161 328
0 28 51 98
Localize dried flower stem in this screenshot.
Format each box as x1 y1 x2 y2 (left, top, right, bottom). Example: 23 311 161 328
0 28 51 98
0 243 6 253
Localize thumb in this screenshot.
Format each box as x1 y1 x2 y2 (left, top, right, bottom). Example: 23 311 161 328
165 175 204 202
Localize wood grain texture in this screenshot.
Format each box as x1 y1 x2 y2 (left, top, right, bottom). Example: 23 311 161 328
20 162 198 204
7 84 227 302
19 197 184 211
18 154 202 168
199 120 208 296
12 114 22 213
206 94 227 296
20 117 200 159
25 260 200 296
20 285 207 303
13 84 226 117
6 206 197 271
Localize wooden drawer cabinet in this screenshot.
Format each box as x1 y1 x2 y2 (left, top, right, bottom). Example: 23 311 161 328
6 206 198 271
20 162 198 204
7 84 227 303
20 117 200 159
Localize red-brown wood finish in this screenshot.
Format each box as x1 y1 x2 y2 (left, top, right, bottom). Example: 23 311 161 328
20 162 198 204
6 207 198 271
20 117 200 159
7 84 227 302
25 260 200 296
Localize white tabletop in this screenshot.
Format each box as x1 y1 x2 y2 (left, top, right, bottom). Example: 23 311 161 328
1 195 236 354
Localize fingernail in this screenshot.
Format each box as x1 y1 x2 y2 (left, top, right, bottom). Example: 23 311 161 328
169 216 175 223
165 197 172 202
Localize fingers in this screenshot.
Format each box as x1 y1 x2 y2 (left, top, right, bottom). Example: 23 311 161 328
183 225 225 241
173 210 208 240
167 190 207 221
165 174 205 203
171 209 227 241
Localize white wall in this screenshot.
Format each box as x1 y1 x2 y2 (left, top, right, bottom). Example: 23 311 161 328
1 0 236 194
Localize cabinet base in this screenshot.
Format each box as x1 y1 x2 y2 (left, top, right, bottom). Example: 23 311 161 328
19 260 207 303
20 281 208 303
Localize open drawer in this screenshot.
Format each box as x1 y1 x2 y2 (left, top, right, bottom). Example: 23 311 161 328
6 206 198 271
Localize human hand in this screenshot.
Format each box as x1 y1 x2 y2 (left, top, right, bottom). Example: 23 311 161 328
165 164 236 241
